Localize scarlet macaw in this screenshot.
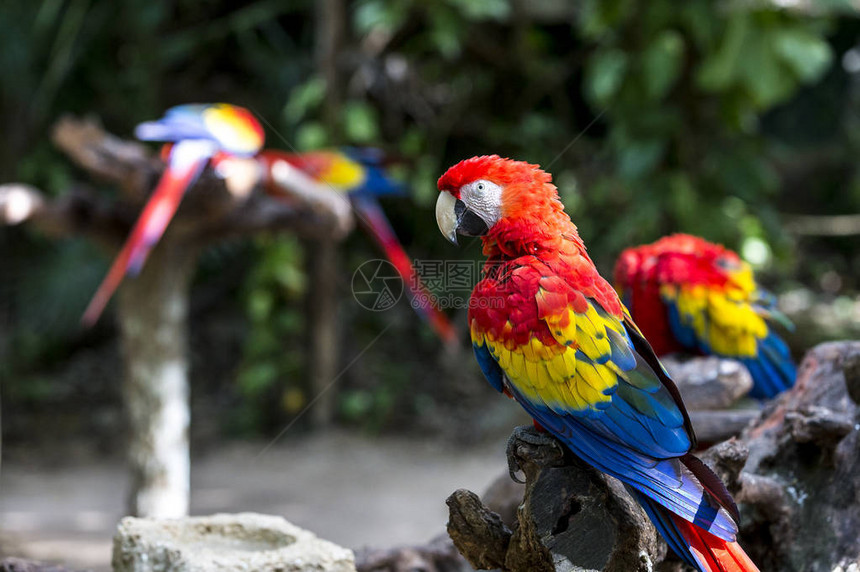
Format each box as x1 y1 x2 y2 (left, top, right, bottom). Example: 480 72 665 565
82 104 264 325
435 156 758 571
255 148 457 346
614 234 795 399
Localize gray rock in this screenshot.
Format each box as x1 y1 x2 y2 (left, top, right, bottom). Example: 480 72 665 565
704 341 860 572
112 512 356 572
0 558 79 572
661 355 754 410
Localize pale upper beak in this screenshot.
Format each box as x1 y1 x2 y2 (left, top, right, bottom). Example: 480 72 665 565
435 191 459 245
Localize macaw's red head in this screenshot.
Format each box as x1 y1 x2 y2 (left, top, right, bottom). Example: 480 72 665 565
616 233 753 293
435 155 569 247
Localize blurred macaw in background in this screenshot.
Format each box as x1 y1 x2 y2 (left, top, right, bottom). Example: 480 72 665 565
255 148 457 347
82 103 264 325
614 234 795 399
435 156 758 572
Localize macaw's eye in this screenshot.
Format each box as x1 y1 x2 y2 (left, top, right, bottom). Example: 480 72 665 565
715 256 740 271
477 182 485 191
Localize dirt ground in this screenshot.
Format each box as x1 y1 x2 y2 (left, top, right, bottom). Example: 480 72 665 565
0 431 510 571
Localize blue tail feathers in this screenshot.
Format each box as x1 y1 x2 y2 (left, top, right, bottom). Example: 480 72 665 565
634 489 704 570
743 332 796 399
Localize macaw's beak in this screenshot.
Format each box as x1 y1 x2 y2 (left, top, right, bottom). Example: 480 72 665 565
435 191 490 245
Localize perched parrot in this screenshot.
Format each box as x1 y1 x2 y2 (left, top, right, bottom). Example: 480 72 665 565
254 148 457 346
614 234 795 399
435 155 758 572
81 103 264 325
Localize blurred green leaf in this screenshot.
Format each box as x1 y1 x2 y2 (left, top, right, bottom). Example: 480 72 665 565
354 0 409 34
642 30 684 100
342 101 380 143
428 7 465 59
284 77 327 125
585 48 628 104
697 11 749 92
296 122 328 149
447 0 510 21
238 362 279 396
617 139 664 180
772 27 832 82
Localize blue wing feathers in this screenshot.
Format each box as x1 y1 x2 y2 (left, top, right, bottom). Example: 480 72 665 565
135 106 215 143
511 387 738 541
473 342 505 393
474 292 739 542
663 289 796 398
340 147 406 197
742 332 795 398
761 333 796 380
599 401 684 458
606 328 637 371
664 299 701 350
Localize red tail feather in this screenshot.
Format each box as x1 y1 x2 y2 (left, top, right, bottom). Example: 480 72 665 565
81 153 207 326
352 198 457 346
681 453 740 522
671 514 759 572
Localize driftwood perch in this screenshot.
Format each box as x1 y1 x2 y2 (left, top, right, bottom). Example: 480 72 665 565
446 426 664 572
38 115 352 241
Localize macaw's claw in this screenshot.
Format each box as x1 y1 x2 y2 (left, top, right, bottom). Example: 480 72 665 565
505 425 566 484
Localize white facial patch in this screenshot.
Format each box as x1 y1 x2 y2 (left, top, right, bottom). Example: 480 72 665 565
460 179 502 228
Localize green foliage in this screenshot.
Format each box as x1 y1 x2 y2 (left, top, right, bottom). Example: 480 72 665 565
577 0 833 266
233 236 307 434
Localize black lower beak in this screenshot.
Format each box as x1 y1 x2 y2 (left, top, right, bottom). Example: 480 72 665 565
455 199 490 237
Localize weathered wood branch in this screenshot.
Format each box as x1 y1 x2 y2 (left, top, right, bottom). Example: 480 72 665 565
51 115 156 197
447 426 664 572
784 213 860 236
0 183 129 246
5 115 354 243
262 158 353 230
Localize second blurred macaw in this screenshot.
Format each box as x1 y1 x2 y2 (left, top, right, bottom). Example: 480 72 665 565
82 103 264 325
435 155 758 572
614 234 795 399
256 148 457 346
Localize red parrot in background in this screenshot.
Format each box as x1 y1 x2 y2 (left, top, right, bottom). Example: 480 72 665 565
435 155 758 571
82 104 264 325
614 234 795 398
254 148 457 346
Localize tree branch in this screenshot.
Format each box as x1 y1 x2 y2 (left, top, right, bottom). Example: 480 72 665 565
4 116 354 242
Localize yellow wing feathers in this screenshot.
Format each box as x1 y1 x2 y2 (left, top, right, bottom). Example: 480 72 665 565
318 154 367 189
664 279 768 358
472 289 627 413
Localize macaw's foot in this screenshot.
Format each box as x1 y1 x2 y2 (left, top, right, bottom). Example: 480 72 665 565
505 424 566 484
